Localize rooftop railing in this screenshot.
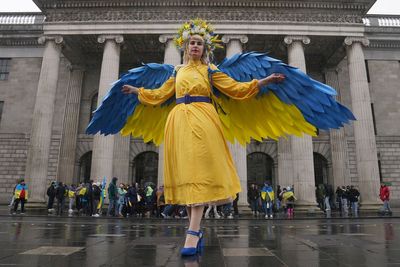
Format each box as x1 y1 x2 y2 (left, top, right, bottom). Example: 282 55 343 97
0 13 44 24
364 16 400 27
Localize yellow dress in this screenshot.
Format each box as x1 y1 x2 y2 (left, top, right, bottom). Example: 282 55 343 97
138 59 259 205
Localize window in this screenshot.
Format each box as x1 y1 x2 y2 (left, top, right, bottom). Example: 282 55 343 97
0 101 4 124
0 58 11 80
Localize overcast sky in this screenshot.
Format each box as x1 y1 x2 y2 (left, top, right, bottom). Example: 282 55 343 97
1 0 400 15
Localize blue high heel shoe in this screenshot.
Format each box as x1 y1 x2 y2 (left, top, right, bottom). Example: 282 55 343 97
180 230 204 257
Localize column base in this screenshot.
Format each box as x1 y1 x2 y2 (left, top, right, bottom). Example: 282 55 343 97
360 201 382 211
294 202 322 214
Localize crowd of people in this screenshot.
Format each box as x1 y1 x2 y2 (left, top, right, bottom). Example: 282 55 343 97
8 178 394 218
247 183 297 219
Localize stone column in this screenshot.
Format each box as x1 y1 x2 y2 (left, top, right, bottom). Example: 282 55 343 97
57 64 85 185
25 35 63 202
284 36 317 208
344 37 380 206
157 35 182 187
222 35 249 206
112 135 130 185
91 35 123 186
325 68 351 189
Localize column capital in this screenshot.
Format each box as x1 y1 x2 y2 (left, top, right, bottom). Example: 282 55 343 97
221 35 248 44
38 35 64 45
159 34 176 44
284 36 310 46
97 35 124 44
344 37 370 47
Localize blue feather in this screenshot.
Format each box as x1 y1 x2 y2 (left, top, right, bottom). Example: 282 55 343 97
86 63 174 135
215 52 355 130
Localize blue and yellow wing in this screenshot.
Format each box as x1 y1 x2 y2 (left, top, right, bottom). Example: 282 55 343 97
211 52 355 144
86 63 175 144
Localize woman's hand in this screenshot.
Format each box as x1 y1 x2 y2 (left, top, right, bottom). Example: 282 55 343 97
258 73 285 88
121 84 139 95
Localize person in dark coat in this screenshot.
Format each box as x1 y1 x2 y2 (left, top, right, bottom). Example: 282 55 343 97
248 183 260 216
107 177 118 216
56 182 66 215
47 181 57 213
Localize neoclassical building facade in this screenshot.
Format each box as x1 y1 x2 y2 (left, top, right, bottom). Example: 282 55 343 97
1 0 400 208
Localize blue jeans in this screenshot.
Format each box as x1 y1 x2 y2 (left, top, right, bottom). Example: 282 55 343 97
351 201 358 217
262 201 273 216
383 200 391 212
250 199 259 213
107 199 117 216
324 197 331 211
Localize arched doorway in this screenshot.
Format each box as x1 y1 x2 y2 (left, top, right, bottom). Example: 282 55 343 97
132 151 158 187
247 152 274 187
314 152 328 186
78 151 92 184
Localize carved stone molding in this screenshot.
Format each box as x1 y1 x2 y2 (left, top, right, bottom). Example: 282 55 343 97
0 38 40 46
37 35 64 45
40 1 368 10
368 40 400 49
97 34 124 44
45 11 363 24
158 34 176 44
344 36 370 47
222 35 248 44
284 35 311 46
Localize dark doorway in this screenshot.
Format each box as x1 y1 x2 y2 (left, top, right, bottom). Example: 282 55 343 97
247 152 274 187
133 151 159 187
79 151 92 184
314 152 328 186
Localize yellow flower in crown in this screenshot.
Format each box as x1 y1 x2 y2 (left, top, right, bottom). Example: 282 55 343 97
174 19 223 51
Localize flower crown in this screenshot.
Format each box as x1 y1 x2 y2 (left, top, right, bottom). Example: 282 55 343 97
174 19 223 52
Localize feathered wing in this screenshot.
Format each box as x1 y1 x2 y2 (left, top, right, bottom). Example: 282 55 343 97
211 52 355 144
86 63 175 145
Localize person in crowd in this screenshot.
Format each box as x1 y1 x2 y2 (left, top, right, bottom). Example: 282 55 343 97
316 184 326 211
335 186 343 212
156 185 166 217
261 182 274 219
204 204 221 219
232 193 239 217
325 184 334 211
126 184 138 217
67 184 76 215
338 186 349 215
380 182 392 214
75 182 85 214
46 181 57 213
248 183 260 216
117 183 127 217
13 179 28 215
107 177 118 216
55 182 66 216
86 180 94 216
348 185 360 217
92 182 101 217
282 186 296 218
276 185 282 212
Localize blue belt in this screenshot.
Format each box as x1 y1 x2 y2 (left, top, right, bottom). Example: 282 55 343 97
176 95 211 105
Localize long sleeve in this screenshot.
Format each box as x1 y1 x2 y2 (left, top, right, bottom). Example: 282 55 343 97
211 69 259 100
138 76 175 106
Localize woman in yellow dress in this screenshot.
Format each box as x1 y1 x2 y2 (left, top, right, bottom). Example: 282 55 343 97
121 21 285 256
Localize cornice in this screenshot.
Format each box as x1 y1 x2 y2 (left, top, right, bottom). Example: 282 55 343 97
0 38 41 46
44 10 363 24
368 40 400 49
39 1 368 10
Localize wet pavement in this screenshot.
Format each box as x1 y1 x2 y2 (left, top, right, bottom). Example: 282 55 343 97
0 214 399 267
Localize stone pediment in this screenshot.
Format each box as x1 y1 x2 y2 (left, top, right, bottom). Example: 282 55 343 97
32 0 375 24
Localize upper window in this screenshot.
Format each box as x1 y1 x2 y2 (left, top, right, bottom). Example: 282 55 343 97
0 58 11 80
